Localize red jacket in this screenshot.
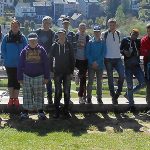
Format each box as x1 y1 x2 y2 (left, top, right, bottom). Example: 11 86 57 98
140 35 150 64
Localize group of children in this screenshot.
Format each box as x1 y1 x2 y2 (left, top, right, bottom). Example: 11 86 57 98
1 16 150 120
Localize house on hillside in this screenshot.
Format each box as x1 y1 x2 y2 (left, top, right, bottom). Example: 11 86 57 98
33 1 52 23
70 13 83 28
78 0 104 19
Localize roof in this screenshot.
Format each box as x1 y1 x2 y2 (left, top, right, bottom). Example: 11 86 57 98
83 0 98 2
71 13 82 20
33 1 51 6
53 0 67 4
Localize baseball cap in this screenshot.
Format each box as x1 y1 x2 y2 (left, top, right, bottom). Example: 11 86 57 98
28 33 38 40
58 28 66 34
93 25 101 31
62 17 70 23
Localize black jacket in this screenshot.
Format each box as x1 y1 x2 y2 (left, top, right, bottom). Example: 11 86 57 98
50 40 75 75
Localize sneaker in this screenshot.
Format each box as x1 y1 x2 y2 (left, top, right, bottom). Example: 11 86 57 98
97 98 103 104
86 98 92 104
13 98 20 107
20 112 29 120
38 112 46 120
7 98 14 106
79 97 85 104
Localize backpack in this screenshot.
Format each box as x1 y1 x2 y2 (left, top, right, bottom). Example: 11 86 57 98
103 30 120 43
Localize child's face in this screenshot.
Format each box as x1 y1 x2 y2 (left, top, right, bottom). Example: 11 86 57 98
94 31 101 39
79 25 86 34
29 39 38 48
58 32 66 41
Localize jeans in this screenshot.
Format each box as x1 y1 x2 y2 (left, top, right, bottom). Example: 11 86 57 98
87 66 103 99
125 65 145 106
54 74 71 114
104 58 125 97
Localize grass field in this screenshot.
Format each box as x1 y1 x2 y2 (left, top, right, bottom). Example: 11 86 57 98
0 112 150 150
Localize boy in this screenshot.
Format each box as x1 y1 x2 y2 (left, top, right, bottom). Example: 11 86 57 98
51 29 75 119
86 26 106 104
120 29 145 110
75 23 90 104
18 33 50 120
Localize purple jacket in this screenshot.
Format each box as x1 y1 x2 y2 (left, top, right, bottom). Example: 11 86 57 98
17 44 50 80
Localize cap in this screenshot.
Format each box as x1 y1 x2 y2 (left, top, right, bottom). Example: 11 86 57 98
28 33 38 40
58 28 66 34
146 23 150 29
93 25 101 31
62 17 70 23
42 16 52 23
108 18 117 23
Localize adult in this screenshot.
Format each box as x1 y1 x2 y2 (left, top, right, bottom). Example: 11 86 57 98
102 18 125 105
86 26 106 104
1 20 27 106
75 23 90 104
36 16 55 105
140 23 150 109
120 29 145 110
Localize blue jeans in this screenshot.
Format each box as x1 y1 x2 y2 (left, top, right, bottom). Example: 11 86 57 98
125 65 145 106
104 58 125 97
87 66 103 99
54 74 71 114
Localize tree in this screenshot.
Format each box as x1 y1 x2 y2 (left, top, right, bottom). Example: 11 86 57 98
24 20 30 36
122 0 130 14
30 21 35 31
115 5 126 26
87 19 93 27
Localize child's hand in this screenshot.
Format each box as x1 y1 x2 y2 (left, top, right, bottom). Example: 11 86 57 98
18 80 23 84
43 79 49 84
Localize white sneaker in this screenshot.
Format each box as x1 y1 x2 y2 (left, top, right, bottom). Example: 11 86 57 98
79 97 85 104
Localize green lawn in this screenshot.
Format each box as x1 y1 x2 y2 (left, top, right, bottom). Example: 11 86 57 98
0 113 150 150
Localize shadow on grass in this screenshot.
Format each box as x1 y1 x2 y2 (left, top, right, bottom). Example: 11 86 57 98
1 111 149 137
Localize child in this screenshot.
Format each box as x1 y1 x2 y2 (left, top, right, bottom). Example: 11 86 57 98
86 26 106 104
75 23 90 104
18 33 50 120
51 29 75 119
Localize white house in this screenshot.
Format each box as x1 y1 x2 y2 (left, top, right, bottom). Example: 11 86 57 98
0 2 4 16
64 0 80 15
2 0 14 7
78 0 99 18
130 0 140 11
15 2 36 18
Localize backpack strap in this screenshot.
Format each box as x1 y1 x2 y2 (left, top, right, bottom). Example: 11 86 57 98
104 30 120 42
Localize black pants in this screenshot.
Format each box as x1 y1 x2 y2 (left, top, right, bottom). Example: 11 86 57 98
5 67 20 90
75 59 88 97
54 74 71 114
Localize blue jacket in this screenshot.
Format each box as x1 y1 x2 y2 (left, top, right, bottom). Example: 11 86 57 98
1 33 27 67
86 37 106 70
